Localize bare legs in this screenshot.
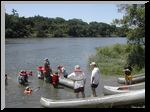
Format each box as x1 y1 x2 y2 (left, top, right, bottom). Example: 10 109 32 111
125 79 132 85
75 92 85 98
81 92 85 98
76 93 79 98
91 87 97 97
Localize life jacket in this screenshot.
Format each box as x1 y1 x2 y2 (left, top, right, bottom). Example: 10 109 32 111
19 72 25 76
37 66 45 71
125 75 132 80
52 74 59 84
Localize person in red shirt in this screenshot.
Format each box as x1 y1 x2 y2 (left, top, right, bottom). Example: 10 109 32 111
52 72 59 88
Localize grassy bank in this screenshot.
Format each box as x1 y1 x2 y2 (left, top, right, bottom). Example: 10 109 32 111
88 44 145 76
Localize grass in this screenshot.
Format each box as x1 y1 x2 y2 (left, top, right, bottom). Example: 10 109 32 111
88 44 145 76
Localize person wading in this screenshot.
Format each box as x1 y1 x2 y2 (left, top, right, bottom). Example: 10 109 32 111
68 65 86 98
57 65 68 78
43 58 52 83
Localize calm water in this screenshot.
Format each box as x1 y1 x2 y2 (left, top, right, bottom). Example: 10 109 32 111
5 37 127 108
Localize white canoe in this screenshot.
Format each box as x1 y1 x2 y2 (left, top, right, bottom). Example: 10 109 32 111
58 78 74 89
117 73 145 84
103 82 145 95
40 89 145 108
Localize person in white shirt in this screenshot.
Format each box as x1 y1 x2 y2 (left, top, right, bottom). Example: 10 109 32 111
90 62 100 97
68 65 86 98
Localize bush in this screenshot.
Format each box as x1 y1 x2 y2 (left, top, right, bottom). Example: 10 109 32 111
127 45 145 69
88 44 144 75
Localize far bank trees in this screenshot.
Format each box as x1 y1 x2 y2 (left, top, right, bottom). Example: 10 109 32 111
5 9 126 38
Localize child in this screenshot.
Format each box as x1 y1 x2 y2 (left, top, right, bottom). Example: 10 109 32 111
24 86 32 94
123 66 133 85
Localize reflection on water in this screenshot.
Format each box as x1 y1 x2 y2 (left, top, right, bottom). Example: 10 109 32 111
5 37 127 108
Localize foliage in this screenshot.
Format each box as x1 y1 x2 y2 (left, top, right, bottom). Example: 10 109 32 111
5 9 127 38
88 44 144 75
112 4 145 69
127 45 145 69
113 4 145 45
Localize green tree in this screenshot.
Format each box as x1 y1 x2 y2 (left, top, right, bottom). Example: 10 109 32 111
12 9 19 16
6 8 129 38
5 10 29 38
116 4 145 45
114 4 145 69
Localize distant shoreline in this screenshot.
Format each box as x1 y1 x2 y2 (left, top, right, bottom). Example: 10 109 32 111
5 36 126 39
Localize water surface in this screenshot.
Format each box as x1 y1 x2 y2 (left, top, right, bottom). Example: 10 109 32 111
5 37 127 108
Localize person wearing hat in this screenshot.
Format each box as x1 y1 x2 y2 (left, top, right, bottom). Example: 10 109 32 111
67 65 86 98
43 58 52 83
44 58 50 65
123 66 133 85
90 62 100 97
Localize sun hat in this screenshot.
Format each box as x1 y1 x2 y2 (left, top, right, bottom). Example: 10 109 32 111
44 58 48 61
90 62 96 66
20 70 24 73
123 68 131 72
26 86 30 90
74 65 82 72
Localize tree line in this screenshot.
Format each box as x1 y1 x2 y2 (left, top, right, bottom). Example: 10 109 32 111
5 9 127 38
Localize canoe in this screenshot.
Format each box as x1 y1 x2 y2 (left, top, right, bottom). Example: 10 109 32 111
103 82 145 95
40 89 145 108
117 73 145 84
58 77 74 89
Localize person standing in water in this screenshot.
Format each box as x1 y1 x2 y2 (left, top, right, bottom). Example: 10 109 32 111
43 58 52 83
68 65 86 98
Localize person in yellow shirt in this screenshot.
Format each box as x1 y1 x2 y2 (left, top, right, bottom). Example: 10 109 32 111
123 66 133 85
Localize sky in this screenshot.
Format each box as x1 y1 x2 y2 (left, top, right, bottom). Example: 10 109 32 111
5 3 125 24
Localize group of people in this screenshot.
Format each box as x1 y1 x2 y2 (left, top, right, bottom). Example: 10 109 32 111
37 58 101 98
67 61 100 98
17 57 132 97
37 58 68 88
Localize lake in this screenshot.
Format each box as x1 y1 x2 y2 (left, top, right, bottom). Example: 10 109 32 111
5 37 127 108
